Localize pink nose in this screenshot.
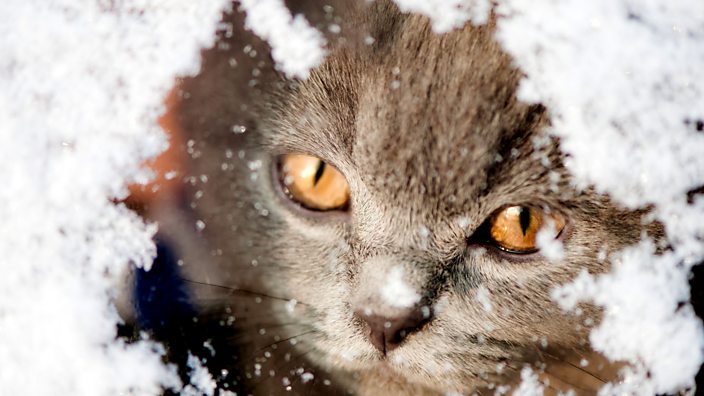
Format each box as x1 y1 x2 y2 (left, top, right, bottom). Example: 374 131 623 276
354 306 433 354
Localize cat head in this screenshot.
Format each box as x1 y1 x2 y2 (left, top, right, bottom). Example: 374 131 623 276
169 1 653 393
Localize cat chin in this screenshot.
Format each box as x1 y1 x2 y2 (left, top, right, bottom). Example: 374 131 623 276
312 335 622 394
319 356 459 395
348 361 489 396
309 341 495 394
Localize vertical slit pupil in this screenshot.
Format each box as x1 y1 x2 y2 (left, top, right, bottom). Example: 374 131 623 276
518 207 531 236
313 160 326 185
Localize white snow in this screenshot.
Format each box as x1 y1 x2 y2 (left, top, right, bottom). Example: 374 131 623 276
382 266 421 308
512 367 545 396
181 354 217 396
300 372 315 383
474 285 493 312
392 0 492 32
552 242 704 394
2 0 703 395
239 0 327 79
286 298 298 314
495 1 704 211
493 0 704 393
0 0 227 395
535 221 564 263
409 0 704 392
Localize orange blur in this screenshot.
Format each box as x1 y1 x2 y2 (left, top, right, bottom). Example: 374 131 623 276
126 87 184 212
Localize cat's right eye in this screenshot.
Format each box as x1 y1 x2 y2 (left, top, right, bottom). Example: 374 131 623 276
277 154 350 211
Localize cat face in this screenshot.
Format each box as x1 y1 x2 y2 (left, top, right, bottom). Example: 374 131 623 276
172 2 648 394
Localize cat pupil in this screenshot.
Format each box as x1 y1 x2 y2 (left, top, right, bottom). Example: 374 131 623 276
519 207 531 236
313 161 325 185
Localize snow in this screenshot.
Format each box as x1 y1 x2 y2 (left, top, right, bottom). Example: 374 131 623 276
286 298 298 314
391 0 492 32
495 1 704 211
493 0 704 393
2 0 702 395
0 0 227 394
181 354 217 396
512 367 544 396
300 372 315 383
239 0 326 79
411 0 704 393
474 285 493 312
535 221 564 263
382 266 421 308
552 242 704 394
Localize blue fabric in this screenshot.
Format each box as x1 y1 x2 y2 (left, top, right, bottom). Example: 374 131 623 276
134 240 195 332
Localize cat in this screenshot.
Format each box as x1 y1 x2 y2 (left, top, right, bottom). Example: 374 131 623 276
136 1 668 394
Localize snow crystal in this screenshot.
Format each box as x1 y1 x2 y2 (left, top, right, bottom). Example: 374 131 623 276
535 221 564 263
286 298 298 314
552 242 704 393
512 367 544 396
392 0 492 32
181 354 217 396
0 0 227 394
300 372 315 383
474 285 493 312
382 266 421 308
496 1 704 211
239 0 327 79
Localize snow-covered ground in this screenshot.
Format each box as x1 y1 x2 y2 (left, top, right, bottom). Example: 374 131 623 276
0 0 701 395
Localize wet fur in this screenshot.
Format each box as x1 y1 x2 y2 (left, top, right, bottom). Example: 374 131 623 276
156 1 659 394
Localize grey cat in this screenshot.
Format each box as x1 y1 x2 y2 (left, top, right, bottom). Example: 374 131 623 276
154 1 657 394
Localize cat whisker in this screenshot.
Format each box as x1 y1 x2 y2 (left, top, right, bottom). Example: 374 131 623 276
535 347 608 385
220 321 316 347
230 321 312 331
178 276 310 306
464 334 609 394
480 316 564 336
257 329 319 351
189 305 318 332
511 345 611 395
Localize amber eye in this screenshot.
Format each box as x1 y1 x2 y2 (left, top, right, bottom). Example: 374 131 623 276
488 206 565 254
278 154 350 211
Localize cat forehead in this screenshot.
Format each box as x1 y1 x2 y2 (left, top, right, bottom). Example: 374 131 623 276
264 14 552 213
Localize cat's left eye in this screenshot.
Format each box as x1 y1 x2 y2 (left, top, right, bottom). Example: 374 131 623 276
277 154 350 211
487 206 565 254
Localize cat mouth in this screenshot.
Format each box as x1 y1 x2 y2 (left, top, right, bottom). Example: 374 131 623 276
366 359 418 384
374 351 424 376
372 360 399 375
366 357 467 393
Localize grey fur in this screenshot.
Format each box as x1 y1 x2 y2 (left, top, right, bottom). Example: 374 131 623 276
163 1 655 394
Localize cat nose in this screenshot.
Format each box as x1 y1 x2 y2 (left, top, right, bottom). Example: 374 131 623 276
354 306 433 354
